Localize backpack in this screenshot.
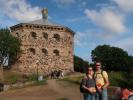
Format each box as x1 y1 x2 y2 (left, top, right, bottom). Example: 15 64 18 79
80 78 84 93
80 77 88 93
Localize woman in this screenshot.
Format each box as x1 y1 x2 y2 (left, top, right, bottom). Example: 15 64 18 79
82 67 96 100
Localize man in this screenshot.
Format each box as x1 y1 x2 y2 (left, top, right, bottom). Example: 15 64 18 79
94 61 109 100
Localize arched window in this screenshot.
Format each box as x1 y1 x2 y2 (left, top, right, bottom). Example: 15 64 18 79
53 34 60 41
29 48 35 55
31 32 37 39
16 33 19 37
70 41 72 45
53 49 59 56
43 32 48 40
42 48 48 55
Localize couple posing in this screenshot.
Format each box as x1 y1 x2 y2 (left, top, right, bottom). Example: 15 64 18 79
81 61 109 100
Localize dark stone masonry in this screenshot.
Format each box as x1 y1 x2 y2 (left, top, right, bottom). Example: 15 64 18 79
10 8 75 75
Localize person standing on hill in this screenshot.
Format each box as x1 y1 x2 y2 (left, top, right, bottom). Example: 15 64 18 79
81 67 96 100
94 61 109 100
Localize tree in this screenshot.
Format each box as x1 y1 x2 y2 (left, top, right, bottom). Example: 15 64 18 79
0 28 20 81
74 55 89 73
91 44 133 72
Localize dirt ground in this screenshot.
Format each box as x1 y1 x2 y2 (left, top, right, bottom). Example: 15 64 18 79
0 79 84 100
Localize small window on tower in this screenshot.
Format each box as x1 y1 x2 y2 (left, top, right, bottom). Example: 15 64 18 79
70 41 72 45
16 33 19 37
31 32 37 39
29 48 35 55
42 48 48 55
43 32 48 40
53 49 59 56
53 34 60 42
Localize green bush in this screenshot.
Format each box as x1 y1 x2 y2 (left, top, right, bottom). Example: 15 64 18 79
4 73 21 84
59 75 83 85
109 71 125 86
59 71 132 89
35 80 47 85
27 74 38 81
109 71 133 89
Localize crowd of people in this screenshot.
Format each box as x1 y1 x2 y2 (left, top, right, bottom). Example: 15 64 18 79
81 61 109 100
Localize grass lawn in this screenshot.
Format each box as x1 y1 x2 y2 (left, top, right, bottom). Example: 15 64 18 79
59 71 132 89
1 71 132 89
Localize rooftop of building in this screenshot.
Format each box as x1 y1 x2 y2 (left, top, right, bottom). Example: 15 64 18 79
10 8 75 35
27 8 62 27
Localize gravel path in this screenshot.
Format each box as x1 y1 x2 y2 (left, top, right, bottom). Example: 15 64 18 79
0 79 84 100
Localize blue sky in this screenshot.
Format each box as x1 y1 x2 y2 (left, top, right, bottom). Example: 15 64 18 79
0 0 133 62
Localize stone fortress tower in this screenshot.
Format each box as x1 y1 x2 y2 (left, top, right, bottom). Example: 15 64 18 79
10 8 75 75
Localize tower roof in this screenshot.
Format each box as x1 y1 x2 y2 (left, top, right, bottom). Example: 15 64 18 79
28 18 62 26
10 8 75 35
27 8 62 27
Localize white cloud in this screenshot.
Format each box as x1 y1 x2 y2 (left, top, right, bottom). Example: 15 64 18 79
113 0 133 12
84 8 126 33
53 0 75 7
85 28 117 40
81 1 87 7
74 31 87 46
0 0 41 22
113 37 133 55
96 3 110 8
66 16 87 23
74 31 83 46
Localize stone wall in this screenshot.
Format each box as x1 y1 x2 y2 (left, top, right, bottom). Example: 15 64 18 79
10 24 74 75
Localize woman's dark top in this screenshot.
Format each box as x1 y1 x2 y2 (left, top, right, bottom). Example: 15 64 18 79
82 76 96 93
